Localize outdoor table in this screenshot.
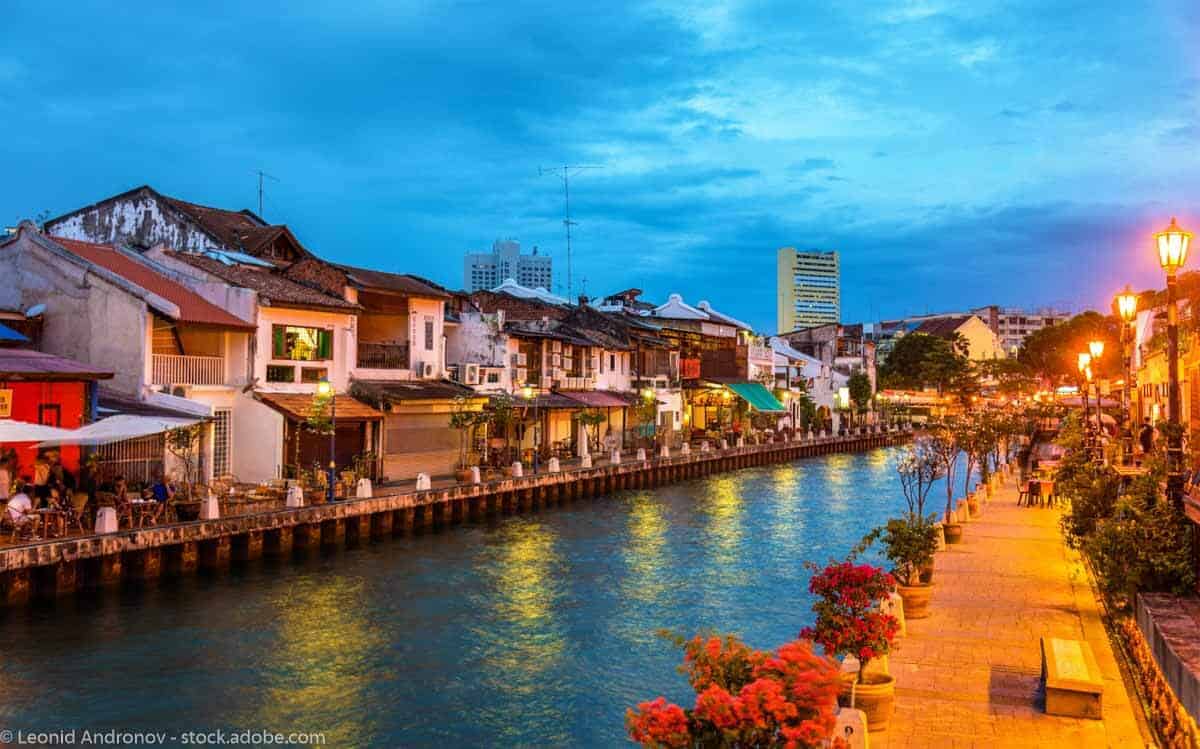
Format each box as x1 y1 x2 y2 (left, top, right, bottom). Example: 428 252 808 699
129 499 163 527
35 508 66 538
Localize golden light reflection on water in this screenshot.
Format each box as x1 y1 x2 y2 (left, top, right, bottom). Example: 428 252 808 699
823 454 853 510
244 575 384 745
479 522 566 693
621 493 668 604
700 476 746 579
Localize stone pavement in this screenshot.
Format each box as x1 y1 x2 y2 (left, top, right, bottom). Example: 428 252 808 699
876 480 1151 748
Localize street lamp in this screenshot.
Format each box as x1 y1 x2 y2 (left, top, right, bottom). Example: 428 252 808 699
521 383 539 474
1077 352 1092 449
1088 339 1105 457
316 378 337 503
1156 217 1192 504
1115 285 1139 464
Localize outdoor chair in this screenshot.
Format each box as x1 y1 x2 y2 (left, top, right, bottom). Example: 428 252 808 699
1018 482 1031 507
67 491 90 533
2 503 38 543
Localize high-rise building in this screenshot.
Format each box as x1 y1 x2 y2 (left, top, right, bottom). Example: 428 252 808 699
776 247 840 333
970 305 1070 356
464 239 552 292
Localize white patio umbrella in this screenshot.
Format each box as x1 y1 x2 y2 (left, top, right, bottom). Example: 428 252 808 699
0 419 76 443
37 414 203 447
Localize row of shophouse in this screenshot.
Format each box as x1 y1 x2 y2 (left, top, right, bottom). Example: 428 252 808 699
0 185 871 487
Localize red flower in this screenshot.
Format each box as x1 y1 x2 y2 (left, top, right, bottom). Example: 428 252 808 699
625 697 689 749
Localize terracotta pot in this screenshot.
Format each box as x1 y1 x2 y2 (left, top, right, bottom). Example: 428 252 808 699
967 496 981 518
455 468 475 483
838 673 896 732
896 582 934 619
919 559 934 584
943 522 964 544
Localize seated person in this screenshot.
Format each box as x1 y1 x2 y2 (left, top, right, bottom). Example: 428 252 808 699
6 481 36 534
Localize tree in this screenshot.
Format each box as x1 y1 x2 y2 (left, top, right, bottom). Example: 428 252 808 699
880 332 970 395
927 419 961 522
166 424 204 498
847 371 872 424
449 396 487 470
577 409 607 453
1018 311 1120 385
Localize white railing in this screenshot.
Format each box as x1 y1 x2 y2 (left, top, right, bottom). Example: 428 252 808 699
152 354 225 385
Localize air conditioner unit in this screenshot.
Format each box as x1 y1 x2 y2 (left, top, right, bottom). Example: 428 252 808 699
551 341 562 353
516 352 528 366
465 363 480 385
420 361 436 378
551 353 561 367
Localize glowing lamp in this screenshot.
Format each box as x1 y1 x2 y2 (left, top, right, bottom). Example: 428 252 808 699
522 384 534 400
1088 340 1104 359
641 387 655 401
1116 285 1138 323
1077 352 1091 373
316 379 332 398
1085 366 1093 382
837 386 850 409
1156 217 1192 274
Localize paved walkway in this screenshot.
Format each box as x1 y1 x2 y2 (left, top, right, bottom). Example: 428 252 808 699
877 479 1151 748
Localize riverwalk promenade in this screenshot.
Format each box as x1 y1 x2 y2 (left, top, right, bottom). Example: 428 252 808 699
879 481 1150 748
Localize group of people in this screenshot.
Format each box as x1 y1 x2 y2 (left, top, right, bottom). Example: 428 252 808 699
1 448 177 539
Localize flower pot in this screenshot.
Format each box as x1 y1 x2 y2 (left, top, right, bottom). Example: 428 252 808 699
919 559 934 584
967 496 981 518
454 468 475 483
943 522 963 544
896 582 933 619
838 672 895 732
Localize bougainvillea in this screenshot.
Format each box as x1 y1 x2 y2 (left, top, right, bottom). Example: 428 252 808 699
626 634 846 748
800 560 898 682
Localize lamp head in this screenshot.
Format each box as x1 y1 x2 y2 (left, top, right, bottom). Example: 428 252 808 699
1156 217 1192 274
1088 339 1104 359
522 384 534 400
316 378 332 397
1077 352 1091 373
1115 285 1138 323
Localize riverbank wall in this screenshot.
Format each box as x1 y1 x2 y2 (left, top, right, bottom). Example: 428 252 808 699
0 430 908 608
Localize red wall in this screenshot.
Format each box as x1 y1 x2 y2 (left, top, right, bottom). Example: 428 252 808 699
1 380 87 479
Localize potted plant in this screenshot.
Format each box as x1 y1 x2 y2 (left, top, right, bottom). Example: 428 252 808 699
929 420 964 544
626 632 843 748
878 516 938 618
449 396 487 483
801 558 899 732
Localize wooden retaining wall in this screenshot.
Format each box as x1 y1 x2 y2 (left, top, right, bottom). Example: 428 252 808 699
0 430 910 608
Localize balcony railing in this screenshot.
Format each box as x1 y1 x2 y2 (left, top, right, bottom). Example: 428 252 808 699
357 342 410 370
151 354 225 386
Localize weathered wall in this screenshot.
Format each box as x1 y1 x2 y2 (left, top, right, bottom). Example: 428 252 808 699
0 233 148 396
232 391 285 482
46 190 215 252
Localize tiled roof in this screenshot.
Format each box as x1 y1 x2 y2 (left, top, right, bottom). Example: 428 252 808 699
914 316 972 337
255 391 382 421
0 348 113 380
160 196 265 249
335 264 450 299
352 379 480 402
51 236 256 330
167 251 359 312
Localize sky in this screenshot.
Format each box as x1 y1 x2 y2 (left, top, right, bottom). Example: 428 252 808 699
3 0 1200 332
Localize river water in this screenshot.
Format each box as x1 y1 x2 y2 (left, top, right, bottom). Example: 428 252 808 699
0 447 953 747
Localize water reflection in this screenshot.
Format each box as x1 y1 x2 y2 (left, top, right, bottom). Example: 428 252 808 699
0 448 911 747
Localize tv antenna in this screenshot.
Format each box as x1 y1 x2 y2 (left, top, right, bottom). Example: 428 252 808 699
539 164 601 301
252 170 279 218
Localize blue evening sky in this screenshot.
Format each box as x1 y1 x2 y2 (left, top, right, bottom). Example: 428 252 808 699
2 1 1198 331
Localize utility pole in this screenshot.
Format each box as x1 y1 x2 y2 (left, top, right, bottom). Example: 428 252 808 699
252 170 279 218
540 165 601 302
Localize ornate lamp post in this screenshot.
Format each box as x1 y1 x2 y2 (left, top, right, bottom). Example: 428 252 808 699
1089 339 1105 458
1115 286 1139 464
1077 351 1092 447
316 378 337 503
1155 217 1192 504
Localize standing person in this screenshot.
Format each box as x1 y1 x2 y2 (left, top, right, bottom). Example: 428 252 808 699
32 454 50 507
0 455 11 502
1138 418 1155 456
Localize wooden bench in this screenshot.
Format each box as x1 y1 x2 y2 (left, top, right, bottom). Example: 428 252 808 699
1041 636 1103 719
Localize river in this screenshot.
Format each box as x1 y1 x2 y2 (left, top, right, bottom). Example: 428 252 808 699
0 446 957 747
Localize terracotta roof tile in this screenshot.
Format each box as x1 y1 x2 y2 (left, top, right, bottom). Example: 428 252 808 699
167 252 359 312
335 263 450 299
51 236 256 330
255 391 382 421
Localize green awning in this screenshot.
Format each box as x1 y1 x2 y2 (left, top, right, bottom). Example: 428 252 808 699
726 382 786 413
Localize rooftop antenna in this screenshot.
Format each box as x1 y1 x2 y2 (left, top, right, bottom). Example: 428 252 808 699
540 164 602 301
252 170 279 219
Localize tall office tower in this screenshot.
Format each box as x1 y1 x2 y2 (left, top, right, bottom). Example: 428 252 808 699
463 239 553 292
777 247 840 332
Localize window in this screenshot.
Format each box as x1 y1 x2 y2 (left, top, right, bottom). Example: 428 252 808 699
424 316 435 351
301 367 329 383
486 371 501 384
272 325 332 361
609 353 616 371
267 365 295 383
213 409 231 477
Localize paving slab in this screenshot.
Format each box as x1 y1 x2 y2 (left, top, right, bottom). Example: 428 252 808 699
876 482 1151 748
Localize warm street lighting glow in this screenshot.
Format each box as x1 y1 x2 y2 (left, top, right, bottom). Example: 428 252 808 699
1085 366 1093 382
641 387 655 400
522 384 535 400
1088 339 1104 359
1156 217 1192 274
316 378 332 397
1077 352 1091 372
1116 285 1138 322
